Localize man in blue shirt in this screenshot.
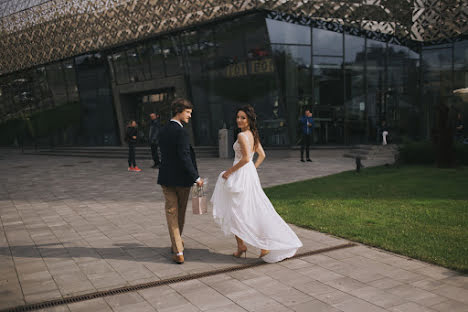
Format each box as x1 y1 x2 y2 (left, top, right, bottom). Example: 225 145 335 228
299 109 315 162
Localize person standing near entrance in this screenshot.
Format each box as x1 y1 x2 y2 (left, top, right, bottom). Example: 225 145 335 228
299 109 314 162
149 113 161 168
158 98 204 264
381 120 389 145
126 120 142 172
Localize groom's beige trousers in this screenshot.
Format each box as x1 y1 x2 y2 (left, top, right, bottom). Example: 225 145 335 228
161 185 191 253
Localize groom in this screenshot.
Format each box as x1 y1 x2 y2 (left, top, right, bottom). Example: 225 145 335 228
158 98 203 264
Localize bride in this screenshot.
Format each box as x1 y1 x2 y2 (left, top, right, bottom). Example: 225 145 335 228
211 105 303 263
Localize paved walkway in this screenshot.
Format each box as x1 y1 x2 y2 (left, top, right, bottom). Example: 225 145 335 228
0 149 466 312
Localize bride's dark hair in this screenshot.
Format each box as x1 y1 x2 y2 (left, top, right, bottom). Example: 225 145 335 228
236 105 260 149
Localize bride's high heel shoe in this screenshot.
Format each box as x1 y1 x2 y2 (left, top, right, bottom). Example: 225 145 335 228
233 245 247 258
259 249 270 258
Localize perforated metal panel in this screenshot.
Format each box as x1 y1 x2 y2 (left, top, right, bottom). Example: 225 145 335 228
0 0 466 75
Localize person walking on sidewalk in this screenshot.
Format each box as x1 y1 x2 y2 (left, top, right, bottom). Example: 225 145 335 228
149 113 161 168
158 98 204 264
126 120 142 172
299 109 314 162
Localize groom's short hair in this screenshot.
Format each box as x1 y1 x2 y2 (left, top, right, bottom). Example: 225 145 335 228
171 98 193 117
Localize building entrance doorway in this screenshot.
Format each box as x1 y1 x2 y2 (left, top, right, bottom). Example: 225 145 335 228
122 88 175 145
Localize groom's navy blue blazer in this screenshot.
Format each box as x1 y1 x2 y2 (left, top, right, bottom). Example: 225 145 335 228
157 121 199 187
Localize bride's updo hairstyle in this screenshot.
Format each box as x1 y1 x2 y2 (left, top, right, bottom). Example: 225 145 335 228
236 105 260 149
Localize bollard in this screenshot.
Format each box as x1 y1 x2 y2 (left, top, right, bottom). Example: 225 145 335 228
356 157 363 172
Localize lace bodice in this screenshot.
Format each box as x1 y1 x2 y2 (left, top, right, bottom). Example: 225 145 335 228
233 132 254 164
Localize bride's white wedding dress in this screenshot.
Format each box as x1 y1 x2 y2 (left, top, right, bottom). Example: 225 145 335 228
211 132 303 263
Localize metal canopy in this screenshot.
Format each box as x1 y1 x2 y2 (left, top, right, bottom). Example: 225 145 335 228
0 0 466 75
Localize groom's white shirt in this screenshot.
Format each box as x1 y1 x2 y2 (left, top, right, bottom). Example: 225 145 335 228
170 119 200 183
170 119 183 127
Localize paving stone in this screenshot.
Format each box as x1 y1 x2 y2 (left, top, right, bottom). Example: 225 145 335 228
292 279 336 296
296 265 344 282
169 279 233 310
313 290 355 305
203 303 247 312
431 284 468 304
388 302 438 312
368 277 404 290
264 287 312 307
36 305 70 312
323 276 367 293
333 297 388 312
414 265 460 281
431 299 468 312
209 278 255 298
290 299 341 312
139 286 200 312
386 284 448 306
68 298 112 312
104 292 146 309
348 286 408 308
23 289 62 304
1 151 464 312
230 290 289 312
439 275 468 289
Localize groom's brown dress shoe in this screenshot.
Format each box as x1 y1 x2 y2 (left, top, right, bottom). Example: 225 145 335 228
173 254 184 264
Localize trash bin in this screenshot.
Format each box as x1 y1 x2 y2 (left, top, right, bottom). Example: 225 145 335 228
218 127 234 158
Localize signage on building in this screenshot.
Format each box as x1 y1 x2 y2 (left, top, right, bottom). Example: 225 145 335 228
225 58 274 78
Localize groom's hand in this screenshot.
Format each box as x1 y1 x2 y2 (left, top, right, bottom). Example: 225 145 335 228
196 178 204 187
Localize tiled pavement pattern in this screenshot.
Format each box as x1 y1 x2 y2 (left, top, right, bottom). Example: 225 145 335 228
0 149 467 312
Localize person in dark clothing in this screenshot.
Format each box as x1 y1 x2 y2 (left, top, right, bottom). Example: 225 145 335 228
158 98 204 264
149 113 161 168
126 120 141 172
455 113 464 143
299 109 314 162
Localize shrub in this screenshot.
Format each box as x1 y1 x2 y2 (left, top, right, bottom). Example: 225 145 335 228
399 141 468 165
399 141 435 164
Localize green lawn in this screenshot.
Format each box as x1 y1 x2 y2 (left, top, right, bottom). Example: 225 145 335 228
265 166 468 273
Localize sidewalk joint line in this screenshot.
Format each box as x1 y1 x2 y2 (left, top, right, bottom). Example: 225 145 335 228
1 243 356 312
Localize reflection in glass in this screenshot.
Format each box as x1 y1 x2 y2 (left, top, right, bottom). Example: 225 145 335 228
266 19 310 45
313 56 344 143
150 41 165 78
111 52 129 84
46 63 67 106
366 39 386 142
63 60 79 102
313 28 343 56
162 37 183 76
455 41 468 65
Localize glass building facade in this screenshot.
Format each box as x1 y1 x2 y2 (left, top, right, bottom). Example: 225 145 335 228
0 11 467 147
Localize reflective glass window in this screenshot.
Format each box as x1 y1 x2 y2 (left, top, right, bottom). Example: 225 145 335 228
272 44 311 97
266 19 310 45
63 60 79 102
150 41 165 78
313 28 343 56
454 40 468 91
344 35 365 121
246 16 269 60
111 52 129 84
46 62 68 106
198 28 217 72
181 30 202 76
127 48 144 83
215 19 246 70
161 36 183 76
454 41 468 65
